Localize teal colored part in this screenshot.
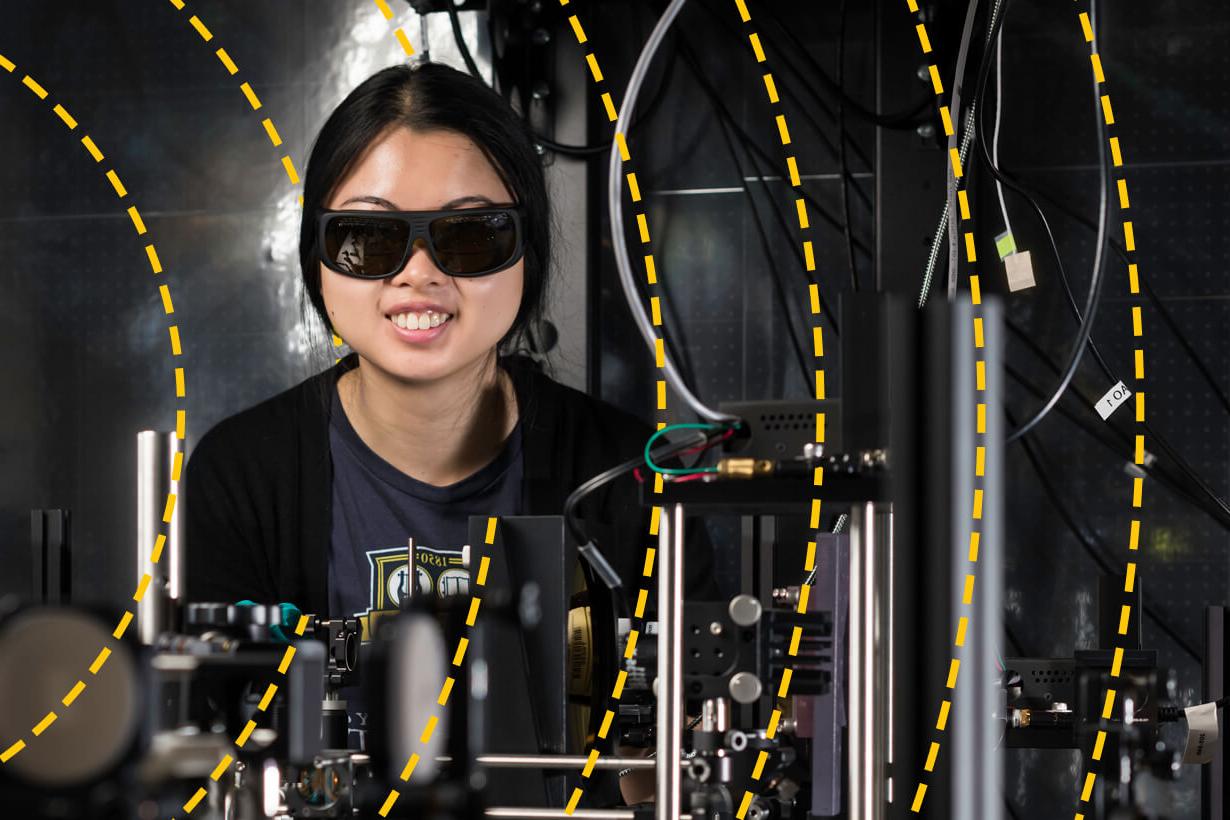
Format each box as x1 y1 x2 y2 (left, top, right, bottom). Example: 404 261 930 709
644 422 728 476
270 602 304 643
233 599 302 643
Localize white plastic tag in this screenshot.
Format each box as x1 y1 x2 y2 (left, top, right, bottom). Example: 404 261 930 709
1182 701 1219 764
1095 381 1132 420
1004 250 1036 291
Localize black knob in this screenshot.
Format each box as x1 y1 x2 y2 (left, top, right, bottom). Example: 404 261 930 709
184 602 235 630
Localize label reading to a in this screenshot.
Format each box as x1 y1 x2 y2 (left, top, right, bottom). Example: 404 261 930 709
1095 380 1132 420
1182 701 1220 764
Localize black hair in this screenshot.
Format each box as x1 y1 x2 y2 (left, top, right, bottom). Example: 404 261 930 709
298 62 551 363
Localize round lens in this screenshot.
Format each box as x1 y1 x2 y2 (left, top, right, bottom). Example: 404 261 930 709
430 211 518 275
323 215 410 277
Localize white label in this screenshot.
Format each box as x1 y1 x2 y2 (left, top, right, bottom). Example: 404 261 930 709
1004 250 1037 291
1182 701 1220 764
1095 380 1132 420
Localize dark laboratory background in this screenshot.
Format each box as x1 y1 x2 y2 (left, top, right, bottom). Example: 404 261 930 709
0 1 1227 817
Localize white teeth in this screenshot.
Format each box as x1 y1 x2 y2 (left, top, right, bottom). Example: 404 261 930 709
389 311 452 330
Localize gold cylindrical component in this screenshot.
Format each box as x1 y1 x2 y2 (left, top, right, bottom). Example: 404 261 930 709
715 458 775 478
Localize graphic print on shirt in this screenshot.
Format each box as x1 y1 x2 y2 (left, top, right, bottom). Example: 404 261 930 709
355 544 470 640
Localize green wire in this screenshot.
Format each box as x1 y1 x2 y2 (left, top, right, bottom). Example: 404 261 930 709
644 422 727 475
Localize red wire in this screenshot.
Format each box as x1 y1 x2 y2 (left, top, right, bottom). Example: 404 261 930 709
676 427 735 458
636 425 737 484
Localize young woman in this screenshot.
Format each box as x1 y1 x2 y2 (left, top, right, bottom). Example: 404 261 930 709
182 63 714 777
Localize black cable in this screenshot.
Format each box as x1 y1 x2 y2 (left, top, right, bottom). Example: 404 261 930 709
972 5 1121 386
688 0 876 213
446 3 483 81
1005 407 1203 663
643 0 874 285
672 35 843 336
1159 699 1228 724
1003 620 1029 657
709 78 813 389
1003 344 1230 534
563 426 734 550
979 2 1207 488
446 3 674 158
980 167 1230 520
1009 178 1230 420
648 256 704 394
667 0 882 270
1004 314 1230 531
975 24 1230 526
761 7 934 130
836 0 861 293
972 0 1111 443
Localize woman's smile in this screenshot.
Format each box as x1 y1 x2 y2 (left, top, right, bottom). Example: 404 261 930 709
386 310 453 344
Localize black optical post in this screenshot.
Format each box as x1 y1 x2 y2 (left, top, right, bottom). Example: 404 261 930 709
31 508 71 604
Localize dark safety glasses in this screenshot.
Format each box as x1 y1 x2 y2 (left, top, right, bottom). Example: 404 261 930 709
317 206 525 279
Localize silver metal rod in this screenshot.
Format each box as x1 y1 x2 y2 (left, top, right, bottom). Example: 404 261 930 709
486 811 692 819
137 431 182 644
701 697 729 733
469 754 656 770
848 503 867 819
848 502 889 820
952 298 1004 820
485 810 634 819
882 504 895 806
655 503 685 820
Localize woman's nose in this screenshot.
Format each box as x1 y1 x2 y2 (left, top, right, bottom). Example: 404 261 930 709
391 238 443 284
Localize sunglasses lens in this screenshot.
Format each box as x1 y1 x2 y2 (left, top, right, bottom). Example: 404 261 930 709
430 211 518 275
323 215 410 277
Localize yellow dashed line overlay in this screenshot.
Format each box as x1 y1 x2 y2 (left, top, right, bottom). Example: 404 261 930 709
0 55 187 761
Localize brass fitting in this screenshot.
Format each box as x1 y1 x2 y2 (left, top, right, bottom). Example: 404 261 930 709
716 458 775 478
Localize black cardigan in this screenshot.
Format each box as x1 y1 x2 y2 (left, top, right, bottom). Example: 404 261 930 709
183 352 715 616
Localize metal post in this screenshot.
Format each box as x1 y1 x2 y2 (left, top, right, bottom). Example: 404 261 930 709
470 755 658 770
137 431 183 644
31 509 71 603
656 503 685 820
849 501 890 820
487 811 661 819
952 298 1003 820
484 813 692 820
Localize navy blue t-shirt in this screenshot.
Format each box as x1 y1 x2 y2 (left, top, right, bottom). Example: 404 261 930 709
327 381 523 749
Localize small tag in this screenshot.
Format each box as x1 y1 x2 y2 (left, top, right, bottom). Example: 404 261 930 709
1004 250 1036 291
1095 381 1132 420
1182 701 1220 764
995 230 1017 260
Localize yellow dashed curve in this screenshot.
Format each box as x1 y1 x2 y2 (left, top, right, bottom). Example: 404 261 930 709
1070 5 1148 816
0 56 186 762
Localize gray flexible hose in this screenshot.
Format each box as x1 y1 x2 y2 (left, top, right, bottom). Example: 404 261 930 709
607 0 738 424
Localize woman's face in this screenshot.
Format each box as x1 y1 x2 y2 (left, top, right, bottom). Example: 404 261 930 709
320 126 524 384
